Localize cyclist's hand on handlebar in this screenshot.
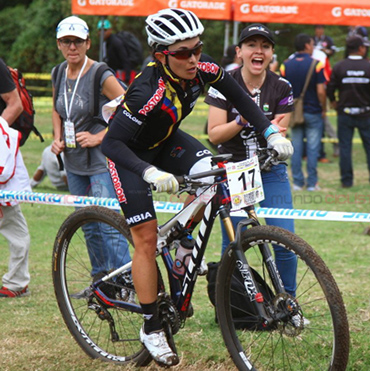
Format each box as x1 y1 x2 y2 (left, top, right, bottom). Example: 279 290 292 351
266 133 293 161
143 166 179 194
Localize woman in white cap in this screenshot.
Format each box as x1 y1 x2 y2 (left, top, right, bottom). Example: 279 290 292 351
205 24 298 302
51 16 130 278
102 9 293 366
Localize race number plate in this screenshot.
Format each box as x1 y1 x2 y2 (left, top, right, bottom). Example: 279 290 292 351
225 156 264 211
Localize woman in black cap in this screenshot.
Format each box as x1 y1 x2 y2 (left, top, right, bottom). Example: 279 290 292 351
206 23 299 306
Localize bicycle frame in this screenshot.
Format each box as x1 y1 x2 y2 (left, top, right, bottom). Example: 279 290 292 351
92 158 286 326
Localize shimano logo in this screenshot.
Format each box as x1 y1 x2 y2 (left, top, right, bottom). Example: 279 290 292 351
122 109 142 125
126 212 153 225
139 78 166 116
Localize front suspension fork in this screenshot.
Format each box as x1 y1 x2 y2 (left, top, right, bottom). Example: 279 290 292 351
221 206 286 327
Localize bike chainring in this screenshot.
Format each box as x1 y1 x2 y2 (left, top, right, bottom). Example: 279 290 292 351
157 294 181 336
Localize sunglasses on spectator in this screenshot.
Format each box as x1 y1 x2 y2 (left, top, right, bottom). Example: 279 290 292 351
162 42 203 60
59 38 86 47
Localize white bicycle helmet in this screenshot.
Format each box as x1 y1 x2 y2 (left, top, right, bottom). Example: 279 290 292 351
146 8 204 48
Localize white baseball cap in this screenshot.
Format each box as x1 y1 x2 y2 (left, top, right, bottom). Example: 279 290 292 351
56 16 89 40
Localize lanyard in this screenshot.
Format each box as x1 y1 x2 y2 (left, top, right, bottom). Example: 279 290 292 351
64 56 88 120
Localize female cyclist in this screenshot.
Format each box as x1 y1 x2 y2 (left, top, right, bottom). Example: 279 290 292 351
102 9 293 366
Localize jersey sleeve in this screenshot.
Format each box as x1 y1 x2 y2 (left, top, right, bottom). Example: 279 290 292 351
101 78 154 177
102 105 152 177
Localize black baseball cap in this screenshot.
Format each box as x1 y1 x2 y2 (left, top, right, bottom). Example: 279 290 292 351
346 35 370 51
238 23 275 46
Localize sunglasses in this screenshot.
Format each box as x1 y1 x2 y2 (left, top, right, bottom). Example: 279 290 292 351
162 42 203 60
59 38 86 47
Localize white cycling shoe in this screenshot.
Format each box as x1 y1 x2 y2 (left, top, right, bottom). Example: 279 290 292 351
140 326 179 366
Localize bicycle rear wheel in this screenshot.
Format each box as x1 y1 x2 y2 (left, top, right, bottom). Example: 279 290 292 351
52 206 151 366
216 225 349 371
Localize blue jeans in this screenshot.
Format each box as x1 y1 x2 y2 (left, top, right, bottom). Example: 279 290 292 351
67 170 131 276
221 164 297 296
291 112 324 188
337 114 370 186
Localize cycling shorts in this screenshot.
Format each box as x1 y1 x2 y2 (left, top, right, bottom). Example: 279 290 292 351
108 129 212 227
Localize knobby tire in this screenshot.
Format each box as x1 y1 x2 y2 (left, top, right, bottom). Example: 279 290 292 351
52 206 151 366
216 225 349 371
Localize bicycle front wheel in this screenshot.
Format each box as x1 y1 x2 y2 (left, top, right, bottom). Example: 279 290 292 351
216 225 349 371
52 206 150 366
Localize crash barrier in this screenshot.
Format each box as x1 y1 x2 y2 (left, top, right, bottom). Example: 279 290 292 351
1 190 370 222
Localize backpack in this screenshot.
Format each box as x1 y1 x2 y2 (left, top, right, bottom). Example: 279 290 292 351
7 67 44 146
115 31 144 68
206 261 275 330
52 61 126 127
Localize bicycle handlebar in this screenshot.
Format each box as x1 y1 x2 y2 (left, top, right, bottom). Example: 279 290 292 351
178 148 284 187
150 149 284 193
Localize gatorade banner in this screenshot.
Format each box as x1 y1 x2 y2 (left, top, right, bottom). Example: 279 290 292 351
71 0 232 20
233 0 370 26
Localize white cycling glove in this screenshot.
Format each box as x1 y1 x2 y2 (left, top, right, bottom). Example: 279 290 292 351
143 166 179 194
266 133 294 161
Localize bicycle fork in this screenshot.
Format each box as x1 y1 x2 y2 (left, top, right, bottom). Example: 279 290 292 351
221 207 286 328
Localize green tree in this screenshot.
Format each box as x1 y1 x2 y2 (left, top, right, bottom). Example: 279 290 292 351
0 0 355 74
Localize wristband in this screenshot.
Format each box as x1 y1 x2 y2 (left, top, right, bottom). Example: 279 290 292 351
263 124 279 139
235 115 246 127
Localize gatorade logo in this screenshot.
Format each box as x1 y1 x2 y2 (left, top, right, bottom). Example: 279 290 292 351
332 7 342 17
332 6 370 17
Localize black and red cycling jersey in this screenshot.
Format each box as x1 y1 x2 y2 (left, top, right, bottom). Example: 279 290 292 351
102 54 272 177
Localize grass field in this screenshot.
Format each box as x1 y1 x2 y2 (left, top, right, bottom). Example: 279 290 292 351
1 98 370 370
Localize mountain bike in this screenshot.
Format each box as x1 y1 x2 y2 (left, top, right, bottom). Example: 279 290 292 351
52 149 350 370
